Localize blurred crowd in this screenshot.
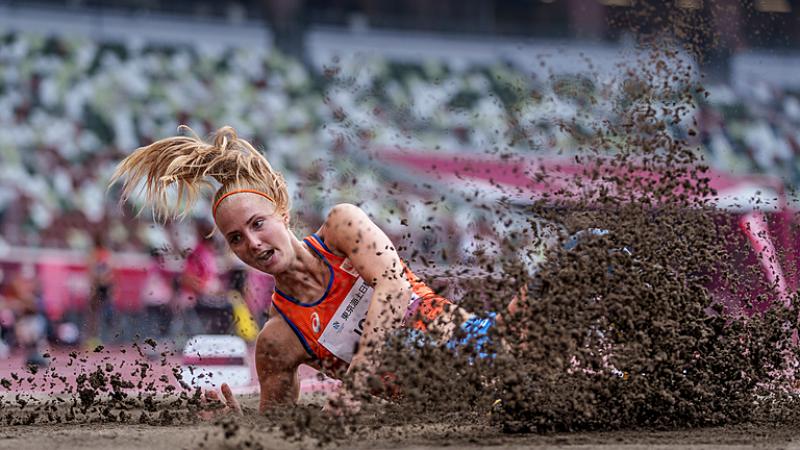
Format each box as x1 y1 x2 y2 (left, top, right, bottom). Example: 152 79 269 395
0 218 275 365
0 30 798 359
696 83 800 183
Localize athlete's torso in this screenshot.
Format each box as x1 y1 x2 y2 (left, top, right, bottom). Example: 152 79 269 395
271 233 448 371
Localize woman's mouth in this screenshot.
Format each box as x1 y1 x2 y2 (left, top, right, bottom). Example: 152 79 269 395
257 249 276 267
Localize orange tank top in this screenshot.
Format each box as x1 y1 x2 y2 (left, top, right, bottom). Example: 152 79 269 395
271 233 449 370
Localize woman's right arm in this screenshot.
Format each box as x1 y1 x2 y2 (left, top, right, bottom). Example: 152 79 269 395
254 308 311 412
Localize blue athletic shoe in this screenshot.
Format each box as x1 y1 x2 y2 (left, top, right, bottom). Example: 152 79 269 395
446 312 497 360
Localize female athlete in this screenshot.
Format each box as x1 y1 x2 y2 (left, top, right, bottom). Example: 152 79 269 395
111 126 501 414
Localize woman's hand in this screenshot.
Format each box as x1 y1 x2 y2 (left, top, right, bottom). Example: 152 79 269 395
322 385 362 415
199 382 243 419
322 368 401 416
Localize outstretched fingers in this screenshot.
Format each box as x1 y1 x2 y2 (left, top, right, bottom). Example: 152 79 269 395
221 382 243 415
200 383 242 419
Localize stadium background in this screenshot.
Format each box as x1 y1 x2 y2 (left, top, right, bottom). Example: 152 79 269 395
0 0 798 364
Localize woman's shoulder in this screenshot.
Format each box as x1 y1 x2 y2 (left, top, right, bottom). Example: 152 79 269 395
314 203 371 255
321 203 377 231
325 203 365 222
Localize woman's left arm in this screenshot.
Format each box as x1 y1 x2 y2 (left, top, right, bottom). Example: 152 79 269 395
322 203 412 386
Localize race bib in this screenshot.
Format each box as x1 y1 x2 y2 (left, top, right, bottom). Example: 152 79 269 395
318 277 374 363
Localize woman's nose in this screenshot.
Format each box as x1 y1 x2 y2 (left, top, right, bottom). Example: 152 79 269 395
245 232 262 252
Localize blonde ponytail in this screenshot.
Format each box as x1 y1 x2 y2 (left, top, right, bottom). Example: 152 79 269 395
110 125 290 221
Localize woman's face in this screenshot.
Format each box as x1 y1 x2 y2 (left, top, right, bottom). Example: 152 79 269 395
214 193 293 275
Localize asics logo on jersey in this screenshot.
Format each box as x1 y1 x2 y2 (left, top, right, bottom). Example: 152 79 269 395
311 312 321 334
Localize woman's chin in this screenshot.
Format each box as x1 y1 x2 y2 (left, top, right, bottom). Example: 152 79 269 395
258 254 282 274
241 258 274 275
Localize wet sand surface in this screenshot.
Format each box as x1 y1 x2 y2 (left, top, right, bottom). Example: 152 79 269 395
2 421 800 450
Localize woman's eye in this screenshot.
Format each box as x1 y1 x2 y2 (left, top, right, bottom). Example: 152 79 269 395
229 235 241 245
254 219 263 229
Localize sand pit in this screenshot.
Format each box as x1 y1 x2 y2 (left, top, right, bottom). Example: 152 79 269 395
3 418 800 449
2 339 800 450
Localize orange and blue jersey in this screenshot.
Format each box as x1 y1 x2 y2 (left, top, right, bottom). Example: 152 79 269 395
270 233 450 370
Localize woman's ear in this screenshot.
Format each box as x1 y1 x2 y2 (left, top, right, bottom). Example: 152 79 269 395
282 212 290 227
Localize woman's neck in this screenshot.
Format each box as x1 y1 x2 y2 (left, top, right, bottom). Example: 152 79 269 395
272 235 329 302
